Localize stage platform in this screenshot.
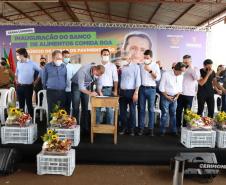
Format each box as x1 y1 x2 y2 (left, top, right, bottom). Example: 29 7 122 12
1 129 226 165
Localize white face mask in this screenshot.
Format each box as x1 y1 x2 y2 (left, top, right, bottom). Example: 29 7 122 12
121 60 129 67
54 60 62 66
102 56 110 63
63 58 70 64
94 75 99 79
144 59 151 65
16 56 21 61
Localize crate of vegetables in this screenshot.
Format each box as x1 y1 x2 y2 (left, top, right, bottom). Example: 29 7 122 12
49 106 79 146
215 112 226 148
1 106 37 144
181 127 216 148
182 110 216 148
48 126 80 147
37 130 75 176
184 110 214 130
1 123 37 144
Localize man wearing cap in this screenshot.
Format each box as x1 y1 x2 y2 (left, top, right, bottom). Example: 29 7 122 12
159 62 186 136
96 49 118 124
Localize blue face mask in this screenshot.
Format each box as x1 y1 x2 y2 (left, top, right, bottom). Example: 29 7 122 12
63 58 70 64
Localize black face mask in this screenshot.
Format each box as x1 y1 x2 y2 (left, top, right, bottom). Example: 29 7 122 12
185 65 189 69
40 62 46 66
1 61 6 66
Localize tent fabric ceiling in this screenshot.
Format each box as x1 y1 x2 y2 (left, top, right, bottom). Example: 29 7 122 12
0 0 225 26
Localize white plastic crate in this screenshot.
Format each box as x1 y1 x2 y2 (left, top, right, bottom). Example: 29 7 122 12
181 127 216 148
49 125 80 147
216 130 226 148
37 149 75 176
1 124 37 144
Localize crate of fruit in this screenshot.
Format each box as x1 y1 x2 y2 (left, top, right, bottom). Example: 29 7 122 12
48 126 80 147
49 106 79 146
37 149 75 176
181 127 216 148
184 110 214 130
1 123 37 144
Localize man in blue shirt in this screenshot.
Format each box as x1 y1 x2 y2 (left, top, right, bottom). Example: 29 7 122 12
16 48 41 117
42 50 67 115
119 54 141 136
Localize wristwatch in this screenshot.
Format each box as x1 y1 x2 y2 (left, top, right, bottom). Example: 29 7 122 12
149 70 152 74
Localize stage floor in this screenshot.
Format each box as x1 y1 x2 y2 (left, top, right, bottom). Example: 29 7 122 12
1 130 226 165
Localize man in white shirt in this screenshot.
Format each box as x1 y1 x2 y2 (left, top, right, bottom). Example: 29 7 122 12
62 50 81 114
159 62 186 136
96 49 118 124
176 55 200 128
138 50 161 136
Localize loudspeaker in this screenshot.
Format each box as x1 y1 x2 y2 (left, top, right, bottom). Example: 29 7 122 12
177 152 219 176
0 148 18 176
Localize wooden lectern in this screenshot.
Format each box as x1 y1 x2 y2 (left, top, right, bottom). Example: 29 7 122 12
91 96 119 144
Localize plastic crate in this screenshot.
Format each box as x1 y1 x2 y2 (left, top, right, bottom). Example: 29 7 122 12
181 127 216 148
1 124 37 144
49 125 80 147
216 130 226 148
37 149 75 176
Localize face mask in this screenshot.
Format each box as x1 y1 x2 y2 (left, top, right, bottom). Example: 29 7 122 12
121 60 129 66
54 60 62 66
63 58 70 64
16 56 21 61
94 75 99 79
144 59 151 65
40 62 46 67
102 56 110 63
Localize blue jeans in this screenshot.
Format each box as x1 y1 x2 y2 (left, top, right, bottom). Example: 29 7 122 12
160 95 177 134
71 83 90 133
138 86 156 129
119 89 136 130
96 87 114 124
65 91 72 114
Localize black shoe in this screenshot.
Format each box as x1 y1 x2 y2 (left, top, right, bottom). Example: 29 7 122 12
119 129 127 135
138 128 144 136
172 132 179 137
148 129 154 137
130 129 135 136
160 133 165 137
